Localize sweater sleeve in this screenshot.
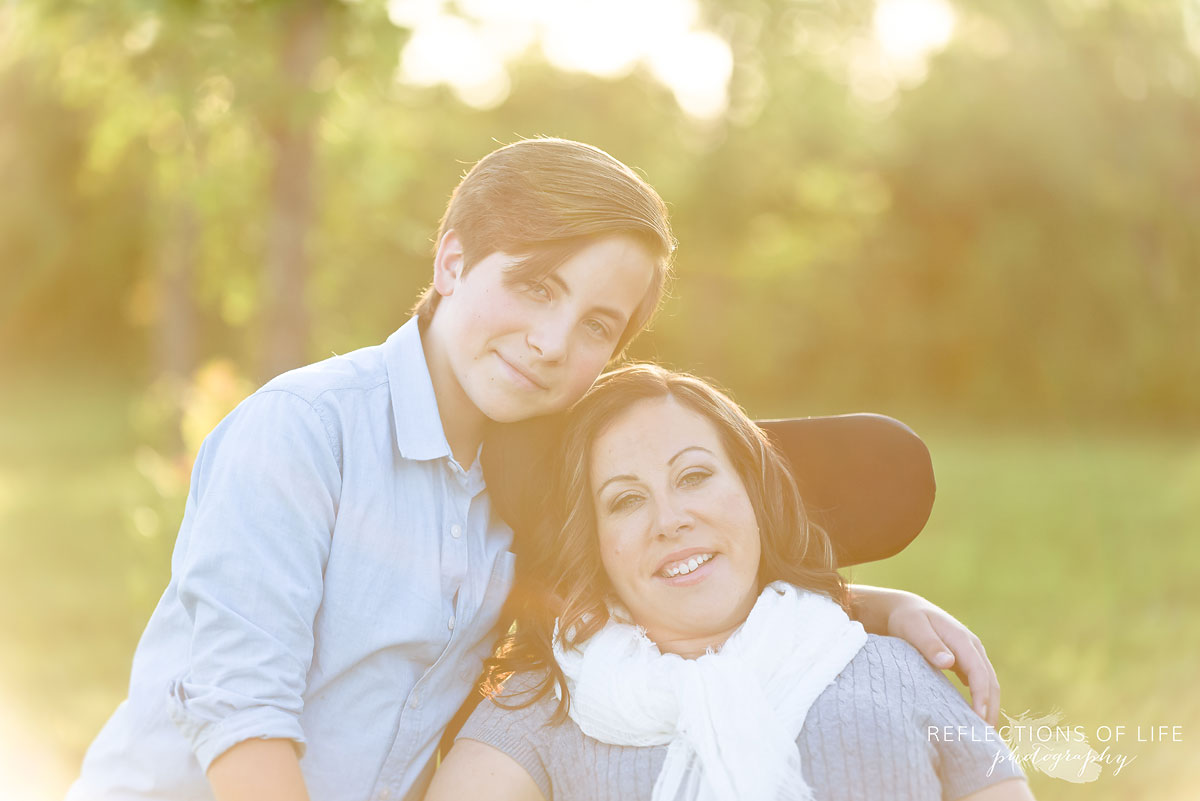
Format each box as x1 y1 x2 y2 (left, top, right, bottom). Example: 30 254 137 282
901 643 1027 800
457 673 559 801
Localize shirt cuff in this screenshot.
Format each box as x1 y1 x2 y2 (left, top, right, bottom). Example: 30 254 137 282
167 677 308 771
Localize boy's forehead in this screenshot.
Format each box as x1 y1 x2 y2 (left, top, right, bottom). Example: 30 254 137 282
549 235 656 320
543 271 631 325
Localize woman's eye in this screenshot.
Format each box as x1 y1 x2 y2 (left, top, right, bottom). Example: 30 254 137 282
527 281 552 301
679 469 711 488
609 492 643 513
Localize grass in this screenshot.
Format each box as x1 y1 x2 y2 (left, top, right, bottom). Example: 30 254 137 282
2 374 1197 799
851 424 1200 800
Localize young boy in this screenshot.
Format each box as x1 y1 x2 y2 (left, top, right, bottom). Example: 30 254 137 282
69 139 995 801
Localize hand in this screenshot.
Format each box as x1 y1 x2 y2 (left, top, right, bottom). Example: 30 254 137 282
886 596 1000 727
850 585 1000 726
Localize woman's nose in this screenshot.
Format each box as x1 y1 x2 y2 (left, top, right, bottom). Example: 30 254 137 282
653 497 692 539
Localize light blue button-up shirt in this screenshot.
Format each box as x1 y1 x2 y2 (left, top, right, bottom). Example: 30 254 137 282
69 318 516 801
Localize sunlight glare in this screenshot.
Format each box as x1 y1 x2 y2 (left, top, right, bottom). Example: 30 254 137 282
0 689 72 801
1185 0 1200 58
540 0 646 79
398 15 511 109
647 30 734 120
392 0 732 120
873 0 957 68
386 0 445 30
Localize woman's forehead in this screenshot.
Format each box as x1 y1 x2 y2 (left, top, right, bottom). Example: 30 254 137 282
589 398 727 479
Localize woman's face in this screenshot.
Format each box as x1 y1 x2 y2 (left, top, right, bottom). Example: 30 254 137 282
589 396 762 655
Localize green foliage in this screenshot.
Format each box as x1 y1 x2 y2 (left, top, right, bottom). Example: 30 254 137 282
3 0 1194 420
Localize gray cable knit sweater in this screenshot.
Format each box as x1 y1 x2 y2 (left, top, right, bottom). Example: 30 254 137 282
458 635 1026 801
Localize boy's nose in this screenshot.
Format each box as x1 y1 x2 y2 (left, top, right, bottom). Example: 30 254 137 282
526 316 570 362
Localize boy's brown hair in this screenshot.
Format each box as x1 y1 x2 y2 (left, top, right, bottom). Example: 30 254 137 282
412 138 676 353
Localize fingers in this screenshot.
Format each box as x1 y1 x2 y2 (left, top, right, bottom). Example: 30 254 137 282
934 619 1001 727
896 612 958 673
885 601 1003 728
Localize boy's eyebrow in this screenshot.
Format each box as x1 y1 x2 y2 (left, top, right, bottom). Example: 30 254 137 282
547 273 630 325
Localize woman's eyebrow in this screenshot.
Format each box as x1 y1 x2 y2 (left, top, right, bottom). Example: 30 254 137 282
595 473 637 496
667 446 714 466
594 447 715 496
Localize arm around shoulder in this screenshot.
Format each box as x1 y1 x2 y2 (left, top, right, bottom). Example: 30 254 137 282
849 584 1000 726
426 739 546 801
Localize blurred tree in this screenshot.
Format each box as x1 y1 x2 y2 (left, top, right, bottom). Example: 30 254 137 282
2 0 1197 424
260 0 327 378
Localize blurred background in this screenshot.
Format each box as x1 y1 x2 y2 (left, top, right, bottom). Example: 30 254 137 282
1 0 1197 798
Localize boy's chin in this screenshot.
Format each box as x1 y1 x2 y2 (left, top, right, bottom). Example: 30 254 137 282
473 392 558 425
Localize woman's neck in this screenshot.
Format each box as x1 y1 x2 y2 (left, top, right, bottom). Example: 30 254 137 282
647 622 743 659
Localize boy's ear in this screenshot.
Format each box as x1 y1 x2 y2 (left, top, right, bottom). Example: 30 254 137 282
432 230 465 297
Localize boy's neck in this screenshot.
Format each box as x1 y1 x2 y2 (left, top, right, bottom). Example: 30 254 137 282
419 318 486 468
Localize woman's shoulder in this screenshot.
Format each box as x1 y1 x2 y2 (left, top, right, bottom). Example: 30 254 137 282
836 634 1003 736
829 634 960 709
806 636 1023 799
489 671 559 705
863 631 927 658
456 671 600 801
848 633 933 675
458 666 566 748
814 634 922 710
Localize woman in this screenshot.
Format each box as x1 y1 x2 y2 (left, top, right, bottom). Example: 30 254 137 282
428 364 1032 801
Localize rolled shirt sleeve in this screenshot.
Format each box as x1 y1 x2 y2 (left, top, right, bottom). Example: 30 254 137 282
165 388 342 770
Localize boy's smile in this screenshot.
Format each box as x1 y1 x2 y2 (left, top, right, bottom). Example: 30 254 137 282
424 233 655 462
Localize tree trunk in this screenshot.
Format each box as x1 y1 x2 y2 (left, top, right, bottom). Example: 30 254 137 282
260 0 327 380
157 196 199 383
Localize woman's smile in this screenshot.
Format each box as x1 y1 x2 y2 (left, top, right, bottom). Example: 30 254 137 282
656 552 717 583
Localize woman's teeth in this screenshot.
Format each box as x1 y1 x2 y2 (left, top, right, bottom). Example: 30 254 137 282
660 552 714 578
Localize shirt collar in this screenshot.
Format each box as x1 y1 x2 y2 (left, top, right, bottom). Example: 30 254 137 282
384 317 454 462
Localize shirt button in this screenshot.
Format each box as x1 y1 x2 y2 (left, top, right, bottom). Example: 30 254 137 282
448 615 456 631
379 790 390 800
450 524 462 539
409 690 421 708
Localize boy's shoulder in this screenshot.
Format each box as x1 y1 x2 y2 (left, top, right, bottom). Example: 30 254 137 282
257 339 392 407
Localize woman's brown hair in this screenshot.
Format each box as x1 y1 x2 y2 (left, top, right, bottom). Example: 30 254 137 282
483 363 850 720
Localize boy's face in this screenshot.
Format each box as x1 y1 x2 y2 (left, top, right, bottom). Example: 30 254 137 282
430 234 655 424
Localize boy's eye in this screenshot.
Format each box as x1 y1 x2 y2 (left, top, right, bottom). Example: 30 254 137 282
679 469 711 488
526 281 552 301
584 318 611 339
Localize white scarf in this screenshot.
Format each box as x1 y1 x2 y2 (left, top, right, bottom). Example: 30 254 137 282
553 582 866 801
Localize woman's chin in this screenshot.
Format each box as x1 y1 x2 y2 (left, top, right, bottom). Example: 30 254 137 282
640 605 750 653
